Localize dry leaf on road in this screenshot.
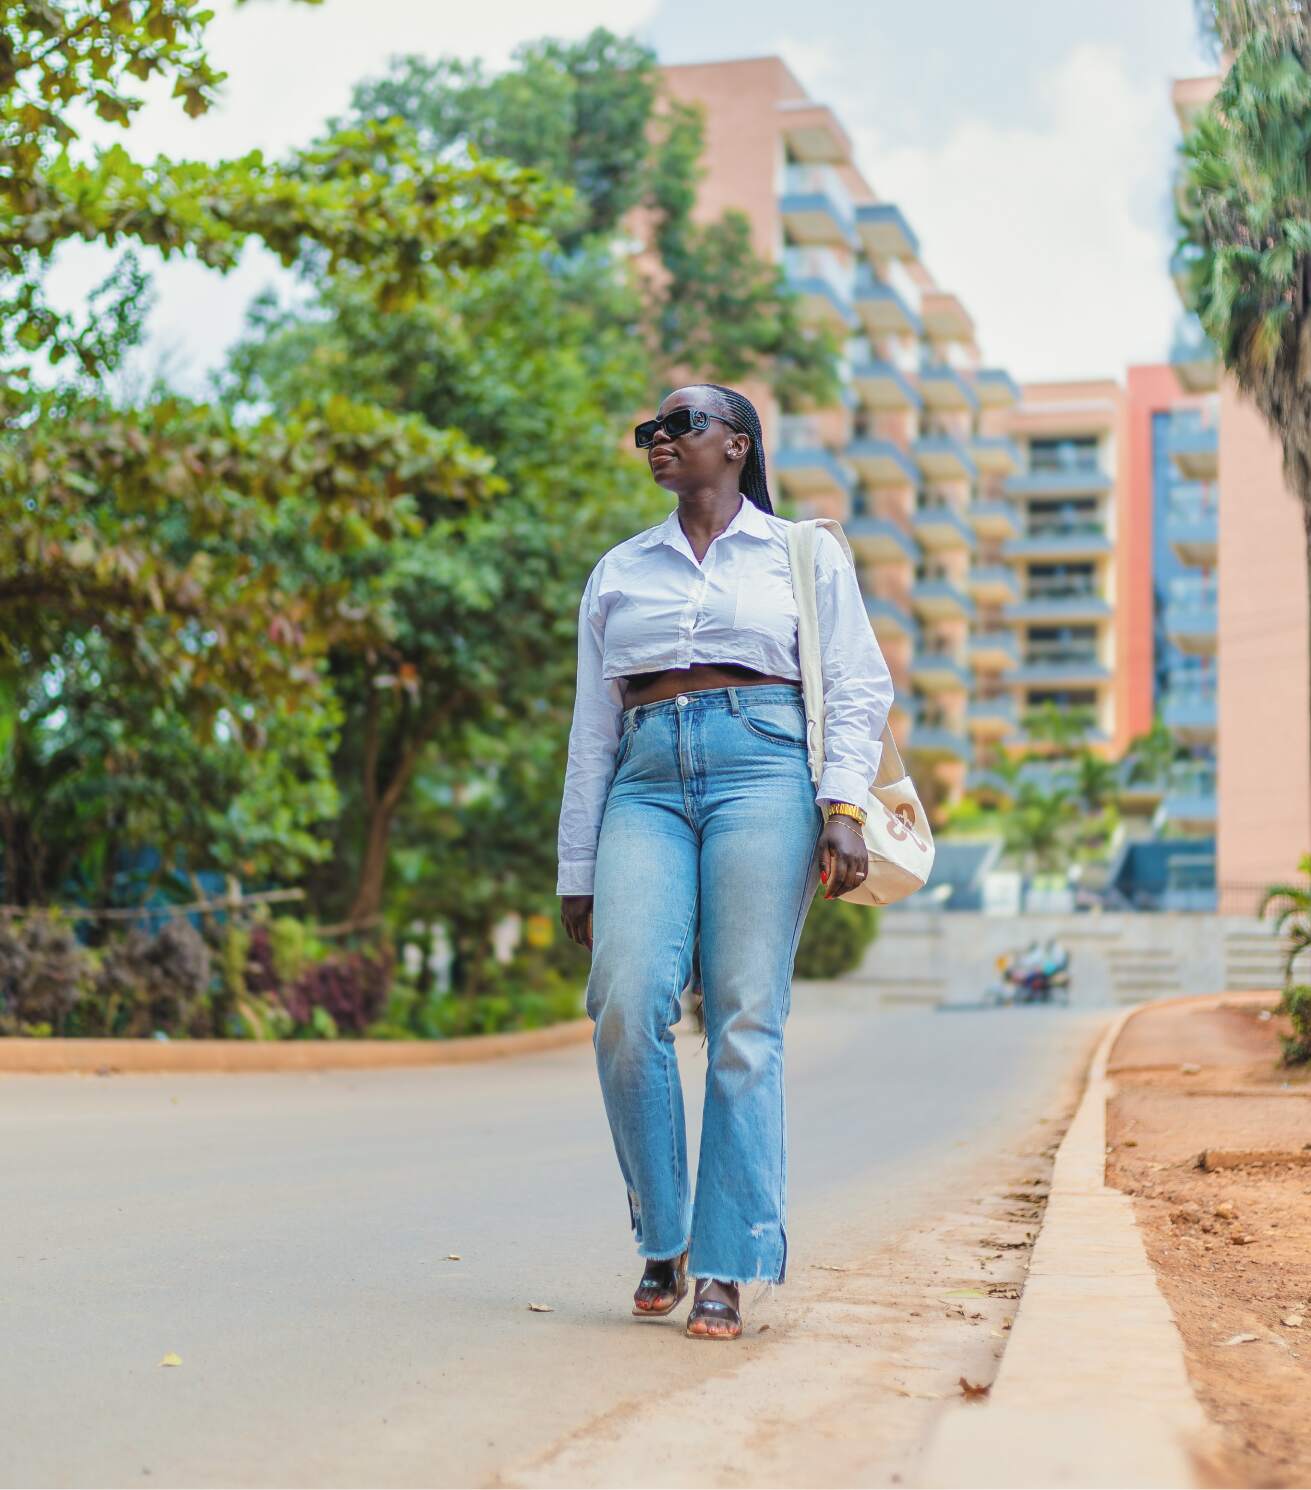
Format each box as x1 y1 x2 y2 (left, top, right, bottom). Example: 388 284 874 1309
959 1377 991 1401
1219 1333 1261 1346
159 1353 182 1367
527 1303 555 1313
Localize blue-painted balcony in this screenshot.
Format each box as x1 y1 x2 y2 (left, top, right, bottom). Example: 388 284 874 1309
911 576 974 621
853 263 922 337
968 498 1021 542
1005 652 1110 688
865 593 918 642
1166 484 1218 565
1004 466 1111 499
1164 577 1218 654
913 502 976 552
908 722 973 764
911 650 973 692
1003 520 1111 562
1154 767 1218 836
966 695 1019 740
854 201 919 261
1168 410 1219 481
782 246 859 334
918 361 979 413
847 436 919 487
911 432 977 483
966 766 1015 801
779 162 856 247
969 630 1020 670
967 563 1020 605
1162 686 1218 744
1004 585 1111 624
847 514 918 564
1117 762 1166 811
974 368 1021 407
972 435 1022 477
850 356 921 411
775 417 854 502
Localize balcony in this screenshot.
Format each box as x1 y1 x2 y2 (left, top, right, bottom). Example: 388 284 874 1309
908 723 973 764
853 264 922 337
1168 410 1219 481
912 432 977 483
865 593 918 641
1003 520 1111 561
972 436 1022 477
966 766 1015 801
780 162 856 247
854 202 919 261
850 356 921 411
1004 465 1111 499
1004 585 1111 624
970 630 1020 670
847 436 919 486
1154 766 1218 836
1166 485 1218 565
1164 577 1218 654
1006 651 1110 687
1170 314 1220 393
847 514 918 563
776 416 854 502
913 502 976 552
968 499 1021 542
967 564 1020 605
1162 686 1218 744
966 695 1019 739
782 246 858 333
974 368 1021 407
911 576 974 620
780 102 849 163
918 362 979 412
921 290 974 343
911 650 972 692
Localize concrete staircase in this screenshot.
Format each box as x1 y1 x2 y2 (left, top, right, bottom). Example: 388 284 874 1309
1106 944 1186 1004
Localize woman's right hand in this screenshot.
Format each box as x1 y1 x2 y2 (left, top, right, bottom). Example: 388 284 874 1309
560 895 595 950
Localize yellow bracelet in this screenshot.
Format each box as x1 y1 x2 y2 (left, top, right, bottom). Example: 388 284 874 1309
824 801 867 828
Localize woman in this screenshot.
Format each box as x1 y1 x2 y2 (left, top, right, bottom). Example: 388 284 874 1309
557 383 893 1340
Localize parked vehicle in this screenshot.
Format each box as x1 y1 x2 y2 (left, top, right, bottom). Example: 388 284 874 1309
985 938 1071 1007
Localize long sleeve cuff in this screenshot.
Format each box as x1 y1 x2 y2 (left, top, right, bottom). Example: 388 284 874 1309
556 859 597 897
817 758 882 809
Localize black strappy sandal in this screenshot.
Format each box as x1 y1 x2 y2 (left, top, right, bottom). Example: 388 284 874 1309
631 1250 689 1318
685 1278 743 1340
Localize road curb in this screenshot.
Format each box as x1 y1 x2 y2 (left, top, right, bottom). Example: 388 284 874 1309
0 1018 594 1074
915 996 1218 1489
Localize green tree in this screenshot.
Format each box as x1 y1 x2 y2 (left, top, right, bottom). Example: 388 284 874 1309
1001 783 1080 876
1071 751 1120 814
1176 0 1311 743
1021 700 1096 756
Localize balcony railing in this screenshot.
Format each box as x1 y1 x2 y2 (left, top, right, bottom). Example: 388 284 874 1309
782 162 856 227
782 245 854 306
778 414 827 451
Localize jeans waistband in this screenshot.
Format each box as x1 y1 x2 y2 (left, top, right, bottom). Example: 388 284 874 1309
620 683 804 731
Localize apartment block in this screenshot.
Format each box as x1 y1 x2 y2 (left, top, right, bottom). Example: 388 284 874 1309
660 56 1025 803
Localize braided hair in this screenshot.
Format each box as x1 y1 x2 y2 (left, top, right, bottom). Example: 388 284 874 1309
689 383 774 515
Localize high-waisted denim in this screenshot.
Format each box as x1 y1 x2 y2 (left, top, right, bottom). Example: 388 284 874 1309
585 684 824 1285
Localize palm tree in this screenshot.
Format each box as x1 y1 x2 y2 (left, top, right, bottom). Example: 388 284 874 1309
1072 751 1120 814
1176 0 1311 745
1123 717 1182 786
1021 701 1096 757
1001 783 1079 877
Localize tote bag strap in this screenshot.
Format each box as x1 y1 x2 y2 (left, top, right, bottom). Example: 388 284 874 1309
786 517 903 792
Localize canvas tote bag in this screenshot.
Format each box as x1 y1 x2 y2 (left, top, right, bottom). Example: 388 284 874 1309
786 517 934 907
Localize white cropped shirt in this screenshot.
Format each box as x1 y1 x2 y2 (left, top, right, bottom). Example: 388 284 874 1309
556 493 895 896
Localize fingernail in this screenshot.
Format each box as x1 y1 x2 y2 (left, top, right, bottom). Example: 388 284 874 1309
819 870 827 882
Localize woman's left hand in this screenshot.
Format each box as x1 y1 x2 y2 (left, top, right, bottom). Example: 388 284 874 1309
818 814 869 900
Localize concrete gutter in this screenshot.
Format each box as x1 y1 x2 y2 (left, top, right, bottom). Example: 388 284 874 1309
916 998 1215 1489
0 1018 593 1075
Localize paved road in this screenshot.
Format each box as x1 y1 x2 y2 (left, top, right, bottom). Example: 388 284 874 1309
1 989 1102 1488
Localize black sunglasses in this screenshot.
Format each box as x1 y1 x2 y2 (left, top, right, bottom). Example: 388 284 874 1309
634 408 741 448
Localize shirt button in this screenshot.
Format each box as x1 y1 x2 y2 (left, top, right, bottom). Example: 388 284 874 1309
676 694 688 707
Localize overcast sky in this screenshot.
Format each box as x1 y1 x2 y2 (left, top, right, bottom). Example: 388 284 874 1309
45 0 1215 391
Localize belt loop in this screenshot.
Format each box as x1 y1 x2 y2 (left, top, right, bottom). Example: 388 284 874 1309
727 686 740 716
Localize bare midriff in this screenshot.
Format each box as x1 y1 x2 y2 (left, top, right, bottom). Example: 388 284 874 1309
620 662 801 709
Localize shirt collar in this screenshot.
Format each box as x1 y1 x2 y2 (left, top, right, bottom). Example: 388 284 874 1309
637 493 774 552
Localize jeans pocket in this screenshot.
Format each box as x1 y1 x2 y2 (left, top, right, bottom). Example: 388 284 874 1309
738 698 807 749
613 722 637 770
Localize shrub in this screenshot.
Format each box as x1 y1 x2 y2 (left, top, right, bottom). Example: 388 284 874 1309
794 895 879 980
94 919 211 1037
1279 985 1311 1065
281 950 391 1035
0 913 92 1035
1261 856 1311 1066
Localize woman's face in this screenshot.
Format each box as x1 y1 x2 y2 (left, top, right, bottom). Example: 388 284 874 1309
646 388 749 495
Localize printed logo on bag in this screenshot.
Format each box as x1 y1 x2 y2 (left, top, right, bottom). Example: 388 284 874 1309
893 803 916 828
882 803 928 854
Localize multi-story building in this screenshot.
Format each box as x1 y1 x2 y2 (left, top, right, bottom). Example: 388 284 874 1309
660 56 1023 804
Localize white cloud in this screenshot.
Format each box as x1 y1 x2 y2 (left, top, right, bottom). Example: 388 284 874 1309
43 0 659 393
774 38 1180 383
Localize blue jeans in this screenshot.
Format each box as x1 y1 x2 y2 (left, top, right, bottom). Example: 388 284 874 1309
586 684 824 1285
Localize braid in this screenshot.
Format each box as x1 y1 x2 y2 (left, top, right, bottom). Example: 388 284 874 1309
693 383 774 514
